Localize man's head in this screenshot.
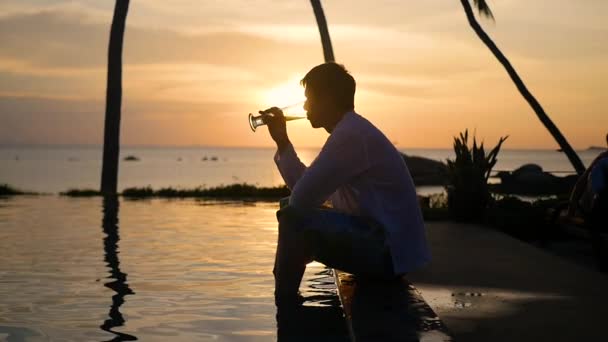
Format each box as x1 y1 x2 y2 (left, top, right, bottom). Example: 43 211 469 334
300 63 356 132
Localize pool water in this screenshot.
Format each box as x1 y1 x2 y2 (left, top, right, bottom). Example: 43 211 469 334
0 196 349 341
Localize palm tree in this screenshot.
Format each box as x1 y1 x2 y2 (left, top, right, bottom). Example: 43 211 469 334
310 0 335 62
101 0 130 195
460 0 585 175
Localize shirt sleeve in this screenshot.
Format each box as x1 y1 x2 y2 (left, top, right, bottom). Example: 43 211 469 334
590 157 608 193
289 132 370 208
274 142 307 190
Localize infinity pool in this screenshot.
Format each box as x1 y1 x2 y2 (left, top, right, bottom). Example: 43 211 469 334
0 196 348 341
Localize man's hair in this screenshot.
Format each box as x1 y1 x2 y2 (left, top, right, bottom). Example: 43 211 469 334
300 62 356 111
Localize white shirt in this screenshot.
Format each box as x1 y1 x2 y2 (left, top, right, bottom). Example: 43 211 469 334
274 111 431 274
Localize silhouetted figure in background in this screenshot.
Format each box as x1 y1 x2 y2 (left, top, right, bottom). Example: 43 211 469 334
263 63 430 306
569 134 608 216
568 134 608 270
100 196 137 341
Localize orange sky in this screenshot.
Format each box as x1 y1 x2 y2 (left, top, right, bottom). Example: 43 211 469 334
0 0 607 149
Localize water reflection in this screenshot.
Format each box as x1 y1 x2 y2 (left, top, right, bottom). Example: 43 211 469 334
100 196 137 341
1 198 351 340
346 275 451 342
276 268 349 341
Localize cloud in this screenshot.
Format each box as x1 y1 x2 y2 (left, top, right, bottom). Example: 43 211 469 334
0 9 319 70
397 0 608 62
0 9 323 104
1 1 607 148
0 94 255 146
0 95 103 145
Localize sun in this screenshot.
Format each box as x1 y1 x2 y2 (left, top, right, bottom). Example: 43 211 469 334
262 76 306 110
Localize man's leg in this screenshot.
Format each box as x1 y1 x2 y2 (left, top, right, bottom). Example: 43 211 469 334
309 210 395 279
273 207 315 302
273 205 395 303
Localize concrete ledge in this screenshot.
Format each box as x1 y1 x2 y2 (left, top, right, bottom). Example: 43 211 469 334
334 270 453 342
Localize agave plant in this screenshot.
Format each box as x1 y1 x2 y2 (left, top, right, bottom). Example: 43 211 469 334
446 130 508 221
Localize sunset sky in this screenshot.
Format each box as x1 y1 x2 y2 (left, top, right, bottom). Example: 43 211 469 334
1 0 606 149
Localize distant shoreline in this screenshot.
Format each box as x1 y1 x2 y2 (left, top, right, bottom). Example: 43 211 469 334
0 144 602 152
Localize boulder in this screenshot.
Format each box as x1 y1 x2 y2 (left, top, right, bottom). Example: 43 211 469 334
493 163 577 195
401 154 448 186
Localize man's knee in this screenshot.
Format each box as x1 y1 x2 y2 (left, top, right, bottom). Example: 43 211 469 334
276 206 302 240
276 206 319 247
276 205 315 228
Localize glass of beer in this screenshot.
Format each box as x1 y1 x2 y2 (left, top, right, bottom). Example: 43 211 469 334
248 102 306 132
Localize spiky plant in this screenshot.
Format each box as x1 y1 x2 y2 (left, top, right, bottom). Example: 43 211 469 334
446 130 508 221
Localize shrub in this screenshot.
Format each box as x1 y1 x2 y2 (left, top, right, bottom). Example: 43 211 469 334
0 184 25 196
446 130 508 222
60 189 102 197
485 195 562 241
418 193 450 221
120 184 290 199
122 186 155 198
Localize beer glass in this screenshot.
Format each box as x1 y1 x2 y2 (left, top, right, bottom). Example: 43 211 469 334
248 102 306 132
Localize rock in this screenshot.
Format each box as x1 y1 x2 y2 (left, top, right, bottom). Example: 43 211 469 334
493 163 577 195
123 155 140 161
401 154 448 186
511 164 555 183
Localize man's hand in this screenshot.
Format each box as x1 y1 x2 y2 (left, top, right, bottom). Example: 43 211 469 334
261 107 290 152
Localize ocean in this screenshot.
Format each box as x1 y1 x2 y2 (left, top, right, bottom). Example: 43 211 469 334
0 145 601 194
0 196 348 341
0 146 603 340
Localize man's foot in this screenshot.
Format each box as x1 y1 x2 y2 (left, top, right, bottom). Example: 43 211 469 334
274 291 305 308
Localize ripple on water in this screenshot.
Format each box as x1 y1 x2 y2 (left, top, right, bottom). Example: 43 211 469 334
0 197 348 341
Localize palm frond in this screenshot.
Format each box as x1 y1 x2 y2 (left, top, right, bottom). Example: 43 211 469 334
473 0 495 20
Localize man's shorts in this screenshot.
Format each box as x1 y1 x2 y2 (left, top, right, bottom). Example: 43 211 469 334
277 204 395 279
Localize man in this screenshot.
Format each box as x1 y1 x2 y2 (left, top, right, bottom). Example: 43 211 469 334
263 63 430 305
569 134 608 216
567 134 608 271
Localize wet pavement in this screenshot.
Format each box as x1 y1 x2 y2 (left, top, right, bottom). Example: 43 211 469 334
408 222 608 342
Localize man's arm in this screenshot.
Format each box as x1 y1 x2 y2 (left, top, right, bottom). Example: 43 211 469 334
262 106 289 152
568 169 591 216
290 132 369 208
264 107 306 189
568 152 608 216
274 143 306 189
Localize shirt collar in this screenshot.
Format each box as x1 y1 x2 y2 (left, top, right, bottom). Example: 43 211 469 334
334 110 356 130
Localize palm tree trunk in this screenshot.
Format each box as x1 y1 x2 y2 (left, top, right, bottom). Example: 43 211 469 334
101 0 130 195
100 195 136 340
460 0 585 175
310 0 335 62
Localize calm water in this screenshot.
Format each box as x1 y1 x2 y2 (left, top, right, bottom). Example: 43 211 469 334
0 147 602 341
0 196 348 341
0 146 601 194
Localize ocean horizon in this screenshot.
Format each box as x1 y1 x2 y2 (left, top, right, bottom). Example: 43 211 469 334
1 145 601 194
1 143 603 151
